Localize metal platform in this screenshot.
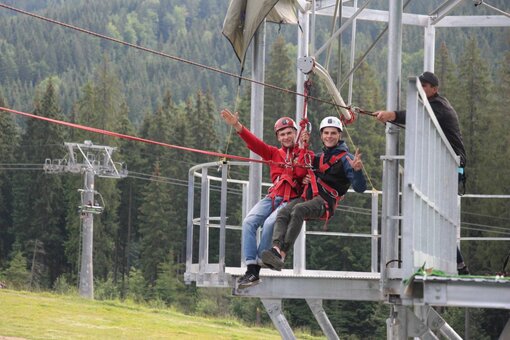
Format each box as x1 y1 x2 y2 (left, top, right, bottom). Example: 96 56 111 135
186 263 510 310
413 275 510 310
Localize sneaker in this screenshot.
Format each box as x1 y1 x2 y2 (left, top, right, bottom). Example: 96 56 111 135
458 265 470 275
237 272 260 289
258 258 275 270
261 248 284 271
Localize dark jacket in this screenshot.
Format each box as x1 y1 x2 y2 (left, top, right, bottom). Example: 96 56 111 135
394 93 466 167
305 141 366 215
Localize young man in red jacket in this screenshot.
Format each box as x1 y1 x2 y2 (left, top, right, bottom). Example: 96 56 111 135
220 109 310 288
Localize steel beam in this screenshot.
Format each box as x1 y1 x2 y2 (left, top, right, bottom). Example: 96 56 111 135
234 275 384 300
423 25 436 72
261 299 295 340
500 318 510 340
316 5 510 27
421 278 510 309
429 0 465 26
306 299 339 340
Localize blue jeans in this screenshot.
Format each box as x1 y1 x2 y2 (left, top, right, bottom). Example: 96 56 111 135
243 196 286 265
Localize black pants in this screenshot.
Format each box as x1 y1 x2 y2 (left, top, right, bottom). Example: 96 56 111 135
272 196 325 253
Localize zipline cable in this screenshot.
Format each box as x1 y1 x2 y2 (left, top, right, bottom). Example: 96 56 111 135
0 106 273 165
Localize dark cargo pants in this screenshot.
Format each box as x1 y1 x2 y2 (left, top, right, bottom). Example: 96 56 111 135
272 196 326 253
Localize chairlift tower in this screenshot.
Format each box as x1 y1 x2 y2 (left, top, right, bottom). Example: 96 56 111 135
43 140 127 299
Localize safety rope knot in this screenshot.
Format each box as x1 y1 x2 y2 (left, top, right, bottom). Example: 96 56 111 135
304 79 313 95
299 117 311 131
341 108 357 126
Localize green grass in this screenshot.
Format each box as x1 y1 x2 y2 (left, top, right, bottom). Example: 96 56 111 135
0 289 320 339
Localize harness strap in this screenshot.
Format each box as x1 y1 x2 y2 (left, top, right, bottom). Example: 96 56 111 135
302 151 349 229
322 201 330 231
301 168 319 200
268 173 299 202
304 150 347 200
318 151 347 173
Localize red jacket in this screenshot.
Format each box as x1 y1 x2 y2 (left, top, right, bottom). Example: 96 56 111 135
238 126 311 201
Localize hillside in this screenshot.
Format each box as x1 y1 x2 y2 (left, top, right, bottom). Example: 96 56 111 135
0 289 322 340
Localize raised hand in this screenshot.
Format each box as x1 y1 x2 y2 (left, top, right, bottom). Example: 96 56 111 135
220 108 242 132
347 148 363 171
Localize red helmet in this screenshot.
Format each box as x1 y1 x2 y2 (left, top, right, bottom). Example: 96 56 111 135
274 117 297 134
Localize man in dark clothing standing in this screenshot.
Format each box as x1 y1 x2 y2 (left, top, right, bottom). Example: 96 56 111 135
374 71 469 275
375 71 466 167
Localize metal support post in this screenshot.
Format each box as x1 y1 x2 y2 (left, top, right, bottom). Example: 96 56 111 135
427 308 462 340
79 169 94 299
261 298 296 340
185 169 195 283
423 24 436 72
218 162 228 282
499 318 510 340
306 299 339 340
248 22 265 211
412 306 440 339
198 167 210 281
294 7 309 274
241 182 248 266
387 305 407 340
423 306 462 340
371 191 379 272
347 0 358 104
380 0 403 294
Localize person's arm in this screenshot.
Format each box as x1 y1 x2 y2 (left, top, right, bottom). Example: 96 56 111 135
344 149 367 193
374 110 406 124
220 108 275 160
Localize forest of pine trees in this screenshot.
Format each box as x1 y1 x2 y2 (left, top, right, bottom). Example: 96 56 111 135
0 0 509 337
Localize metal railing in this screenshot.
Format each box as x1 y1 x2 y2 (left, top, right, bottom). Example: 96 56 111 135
401 77 460 279
184 161 381 286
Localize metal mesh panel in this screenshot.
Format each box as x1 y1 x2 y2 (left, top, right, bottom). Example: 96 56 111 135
402 77 460 278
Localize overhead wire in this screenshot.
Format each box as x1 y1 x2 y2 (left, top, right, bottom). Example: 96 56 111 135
462 210 510 221
461 221 510 234
461 226 510 236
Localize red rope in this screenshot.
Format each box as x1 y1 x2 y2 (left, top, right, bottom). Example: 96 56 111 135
295 79 312 147
0 106 270 164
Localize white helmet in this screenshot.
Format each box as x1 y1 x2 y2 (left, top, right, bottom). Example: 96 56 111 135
319 116 343 132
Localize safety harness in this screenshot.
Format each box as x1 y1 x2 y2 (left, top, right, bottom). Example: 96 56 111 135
267 148 303 206
302 150 348 226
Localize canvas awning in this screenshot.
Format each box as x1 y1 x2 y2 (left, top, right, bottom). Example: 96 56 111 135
222 0 298 64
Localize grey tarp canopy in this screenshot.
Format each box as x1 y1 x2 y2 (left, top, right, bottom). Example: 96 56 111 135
222 0 298 64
